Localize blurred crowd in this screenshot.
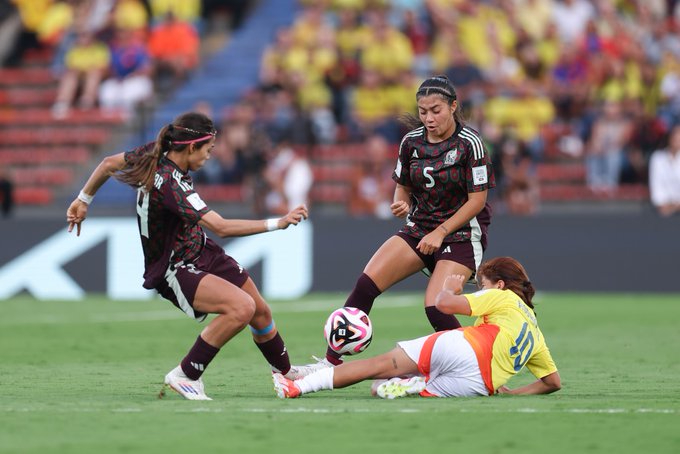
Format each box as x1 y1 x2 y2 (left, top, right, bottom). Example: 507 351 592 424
202 0 680 216
1 0 680 217
0 0 252 118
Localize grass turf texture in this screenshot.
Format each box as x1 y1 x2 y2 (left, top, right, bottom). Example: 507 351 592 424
1 293 679 454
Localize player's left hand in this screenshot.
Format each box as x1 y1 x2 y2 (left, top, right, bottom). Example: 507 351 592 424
279 204 308 229
66 199 89 236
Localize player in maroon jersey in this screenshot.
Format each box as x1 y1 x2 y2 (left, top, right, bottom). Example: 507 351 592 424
318 75 496 367
66 112 316 400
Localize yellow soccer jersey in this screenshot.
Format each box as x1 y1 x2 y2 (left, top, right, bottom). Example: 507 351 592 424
462 288 557 394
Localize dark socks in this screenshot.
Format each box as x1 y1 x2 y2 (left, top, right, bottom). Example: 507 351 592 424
254 332 291 375
425 306 461 331
326 273 382 364
180 335 220 380
344 273 382 314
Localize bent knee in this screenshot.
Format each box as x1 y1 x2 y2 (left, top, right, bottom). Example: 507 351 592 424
232 294 256 324
212 293 256 325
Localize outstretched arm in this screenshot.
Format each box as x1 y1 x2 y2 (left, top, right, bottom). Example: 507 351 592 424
497 371 562 395
67 153 127 236
199 204 308 238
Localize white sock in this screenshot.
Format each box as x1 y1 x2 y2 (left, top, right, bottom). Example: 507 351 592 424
296 367 334 394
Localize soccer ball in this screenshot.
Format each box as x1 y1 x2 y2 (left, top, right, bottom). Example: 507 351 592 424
324 307 373 355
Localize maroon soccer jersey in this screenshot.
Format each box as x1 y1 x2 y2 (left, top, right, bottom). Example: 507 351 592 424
392 124 495 242
124 143 211 289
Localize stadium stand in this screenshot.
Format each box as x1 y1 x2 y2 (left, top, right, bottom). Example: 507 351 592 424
0 47 126 207
3 0 673 216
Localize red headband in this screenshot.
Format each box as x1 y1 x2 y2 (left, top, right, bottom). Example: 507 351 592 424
171 134 215 145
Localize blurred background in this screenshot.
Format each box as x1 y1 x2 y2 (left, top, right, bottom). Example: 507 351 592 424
1 0 679 296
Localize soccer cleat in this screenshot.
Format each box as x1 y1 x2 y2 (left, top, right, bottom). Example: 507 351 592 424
312 355 339 367
272 373 301 398
159 366 212 401
375 376 427 399
283 357 334 380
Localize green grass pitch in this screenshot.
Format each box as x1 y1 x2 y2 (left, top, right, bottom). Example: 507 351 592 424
1 292 679 453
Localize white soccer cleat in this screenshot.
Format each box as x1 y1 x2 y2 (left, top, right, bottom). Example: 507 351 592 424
375 376 427 399
160 366 212 401
272 373 301 399
283 356 334 380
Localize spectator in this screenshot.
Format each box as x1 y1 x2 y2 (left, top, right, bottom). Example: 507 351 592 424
112 0 149 33
98 28 153 118
495 130 539 215
584 100 634 195
649 124 680 216
51 29 110 118
0 170 14 217
148 0 200 25
348 134 394 219
263 140 314 215
3 0 53 67
147 12 199 92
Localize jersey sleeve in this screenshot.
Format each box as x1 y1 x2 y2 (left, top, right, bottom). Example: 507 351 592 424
465 288 504 315
461 130 495 193
392 134 412 186
161 177 211 224
525 343 558 379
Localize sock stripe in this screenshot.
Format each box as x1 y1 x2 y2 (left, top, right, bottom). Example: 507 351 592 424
250 320 275 336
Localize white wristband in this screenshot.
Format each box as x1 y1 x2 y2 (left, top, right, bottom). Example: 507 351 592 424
265 218 279 231
78 190 94 205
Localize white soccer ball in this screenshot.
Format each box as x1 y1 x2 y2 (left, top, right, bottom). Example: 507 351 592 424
324 307 373 355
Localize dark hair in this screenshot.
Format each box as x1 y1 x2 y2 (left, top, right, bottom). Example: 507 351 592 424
116 112 216 191
477 256 536 310
399 74 465 130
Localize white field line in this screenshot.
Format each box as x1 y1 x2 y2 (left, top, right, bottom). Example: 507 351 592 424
1 295 421 326
0 406 677 415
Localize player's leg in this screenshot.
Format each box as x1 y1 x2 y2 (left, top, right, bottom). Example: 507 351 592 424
240 277 297 378
161 273 255 400
274 347 420 398
424 238 482 331
424 260 472 331
324 236 424 364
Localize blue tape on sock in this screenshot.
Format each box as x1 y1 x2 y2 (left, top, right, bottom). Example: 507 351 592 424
250 321 275 336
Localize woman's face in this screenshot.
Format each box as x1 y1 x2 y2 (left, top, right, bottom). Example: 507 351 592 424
417 94 456 142
477 276 501 290
188 138 216 171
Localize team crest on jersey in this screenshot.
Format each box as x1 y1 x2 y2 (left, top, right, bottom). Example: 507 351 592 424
444 148 460 166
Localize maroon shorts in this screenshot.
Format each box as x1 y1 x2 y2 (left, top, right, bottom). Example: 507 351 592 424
395 232 485 277
156 238 250 321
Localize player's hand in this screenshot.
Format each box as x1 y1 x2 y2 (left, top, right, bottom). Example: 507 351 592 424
390 200 410 218
443 274 466 295
66 199 89 236
416 230 444 255
496 386 511 395
279 204 308 229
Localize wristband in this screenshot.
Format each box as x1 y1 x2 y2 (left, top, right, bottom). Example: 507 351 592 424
265 218 279 231
78 190 94 205
438 225 449 234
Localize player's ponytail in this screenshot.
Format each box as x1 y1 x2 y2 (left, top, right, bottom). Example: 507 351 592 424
477 257 535 310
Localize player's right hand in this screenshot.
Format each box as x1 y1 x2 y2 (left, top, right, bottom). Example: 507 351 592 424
66 199 88 236
443 274 466 295
390 200 410 218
